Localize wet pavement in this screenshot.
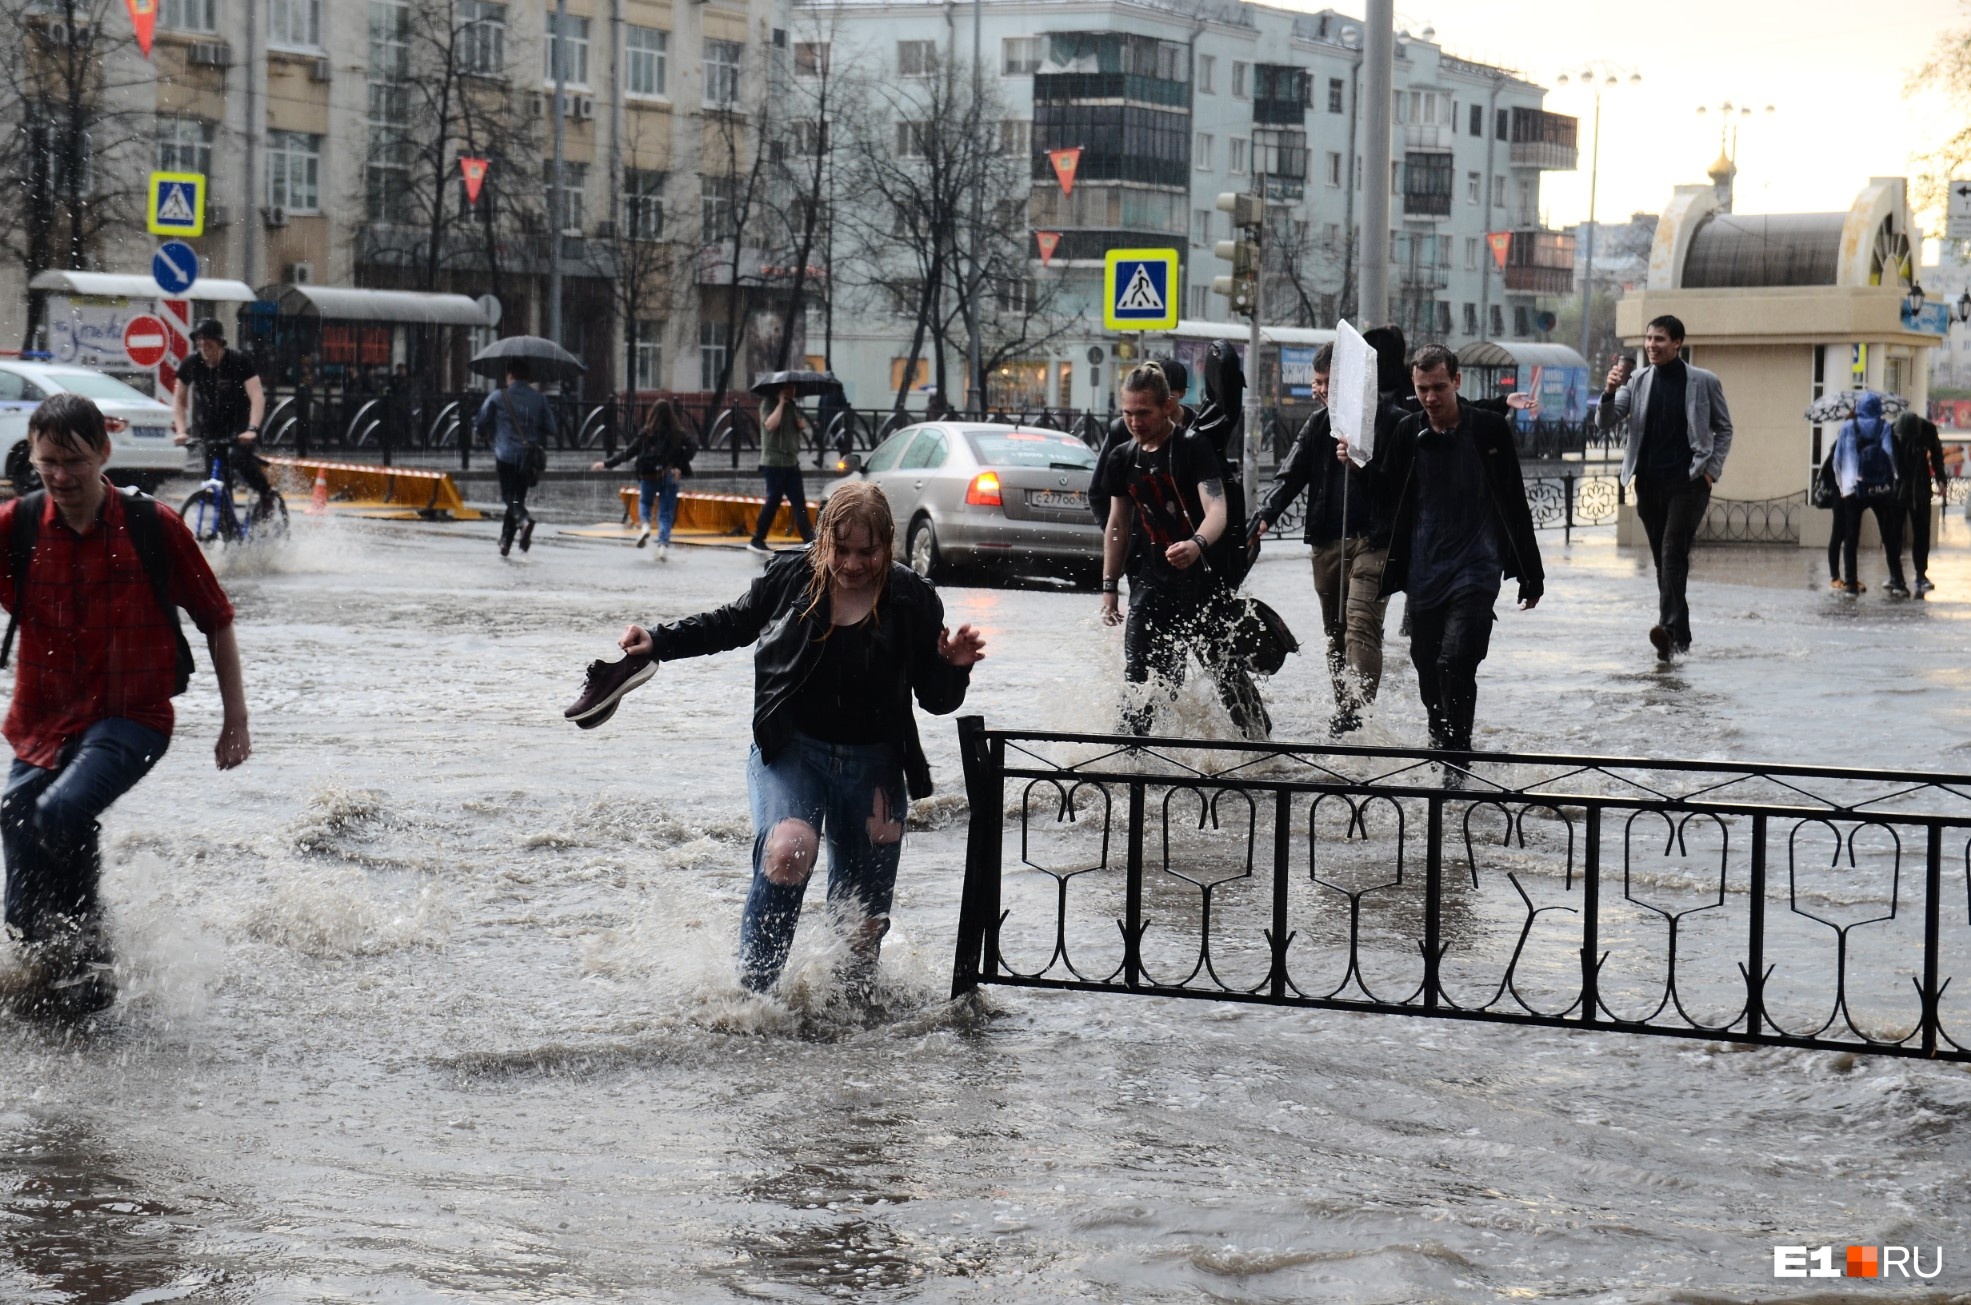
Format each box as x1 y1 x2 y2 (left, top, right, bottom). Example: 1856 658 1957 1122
0 507 1968 1302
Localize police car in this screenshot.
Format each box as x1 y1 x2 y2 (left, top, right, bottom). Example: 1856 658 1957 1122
0 361 193 493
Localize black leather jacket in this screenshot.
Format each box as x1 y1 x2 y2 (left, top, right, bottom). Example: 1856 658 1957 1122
645 553 971 798
1376 401 1545 606
604 426 692 479
1257 407 1393 547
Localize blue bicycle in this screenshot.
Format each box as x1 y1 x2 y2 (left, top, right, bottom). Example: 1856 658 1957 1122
181 452 289 545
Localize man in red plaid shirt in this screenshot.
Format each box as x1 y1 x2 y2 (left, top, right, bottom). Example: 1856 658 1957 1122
1 395 249 1017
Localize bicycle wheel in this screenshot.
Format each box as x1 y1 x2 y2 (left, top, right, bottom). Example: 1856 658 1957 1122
180 487 233 544
255 492 290 542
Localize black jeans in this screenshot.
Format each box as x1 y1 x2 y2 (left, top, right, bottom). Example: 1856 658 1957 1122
1407 588 1497 756
495 457 532 544
753 465 814 544
199 437 273 503
1634 474 1711 647
1831 494 1905 588
1122 576 1267 739
1906 494 1934 580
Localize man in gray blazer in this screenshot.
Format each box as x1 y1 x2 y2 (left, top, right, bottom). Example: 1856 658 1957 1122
1595 314 1733 660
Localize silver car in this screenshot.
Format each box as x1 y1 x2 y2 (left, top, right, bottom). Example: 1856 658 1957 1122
833 422 1102 585
0 362 193 492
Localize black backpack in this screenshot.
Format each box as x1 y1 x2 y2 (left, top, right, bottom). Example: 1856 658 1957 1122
1 488 196 695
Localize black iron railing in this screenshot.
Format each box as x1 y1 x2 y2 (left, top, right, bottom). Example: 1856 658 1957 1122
1268 473 1623 544
952 719 1971 1063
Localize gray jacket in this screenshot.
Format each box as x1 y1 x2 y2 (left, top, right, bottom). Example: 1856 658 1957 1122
1596 361 1734 484
473 381 554 466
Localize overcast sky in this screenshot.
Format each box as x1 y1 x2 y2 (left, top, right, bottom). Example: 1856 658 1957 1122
1279 0 1965 231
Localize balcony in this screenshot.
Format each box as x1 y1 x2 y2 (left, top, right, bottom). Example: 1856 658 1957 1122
1399 262 1450 291
1404 123 1454 151
1033 70 1188 109
1402 150 1453 219
1500 228 1576 295
1508 107 1578 171
1253 64 1308 124
1252 129 1307 182
1403 190 1452 218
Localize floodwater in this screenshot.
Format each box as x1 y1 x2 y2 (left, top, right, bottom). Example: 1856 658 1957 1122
3 503 1970 1303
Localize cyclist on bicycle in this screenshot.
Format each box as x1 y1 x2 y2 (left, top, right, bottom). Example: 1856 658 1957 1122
172 319 274 513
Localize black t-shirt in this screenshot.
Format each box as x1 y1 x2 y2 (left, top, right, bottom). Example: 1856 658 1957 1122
1101 430 1219 584
791 616 897 745
1638 359 1690 479
177 348 258 441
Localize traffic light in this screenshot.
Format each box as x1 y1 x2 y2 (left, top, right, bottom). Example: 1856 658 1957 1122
1212 191 1262 317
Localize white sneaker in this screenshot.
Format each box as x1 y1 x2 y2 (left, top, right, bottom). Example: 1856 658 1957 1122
657 544 669 562
636 527 651 549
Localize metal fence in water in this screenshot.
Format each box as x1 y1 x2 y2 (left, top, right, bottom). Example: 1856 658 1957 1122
951 718 1971 1063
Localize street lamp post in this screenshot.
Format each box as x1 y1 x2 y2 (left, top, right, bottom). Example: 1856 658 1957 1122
1554 64 1640 369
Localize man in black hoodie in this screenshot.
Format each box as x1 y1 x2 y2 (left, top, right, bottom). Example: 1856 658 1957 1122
1376 345 1543 780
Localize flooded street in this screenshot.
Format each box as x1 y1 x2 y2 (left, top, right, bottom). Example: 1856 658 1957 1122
4 509 1971 1303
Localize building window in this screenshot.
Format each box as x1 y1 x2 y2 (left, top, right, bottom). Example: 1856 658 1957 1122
1194 133 1212 170
898 39 937 78
460 1 506 76
1469 102 1484 136
1492 175 1506 207
544 12 591 85
634 323 664 390
160 0 216 32
1466 171 1480 204
268 0 322 47
1197 54 1215 94
700 174 734 243
1229 137 1247 175
157 116 213 177
1001 35 1040 76
704 39 741 108
625 168 665 239
542 160 587 232
791 118 828 155
625 26 667 96
1463 302 1478 336
794 41 829 77
886 280 923 316
266 130 322 212
1515 305 1532 336
1192 207 1210 246
1490 304 1505 336
895 120 930 158
369 0 408 80
996 277 1037 315
1465 236 1478 269
1188 284 1210 319
699 320 728 391
1232 60 1247 98
999 119 1029 157
1328 77 1344 113
1324 151 1341 187
1496 108 1509 140
1390 160 1400 194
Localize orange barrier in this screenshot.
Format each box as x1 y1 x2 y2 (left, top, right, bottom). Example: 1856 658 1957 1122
265 456 483 520
616 487 817 541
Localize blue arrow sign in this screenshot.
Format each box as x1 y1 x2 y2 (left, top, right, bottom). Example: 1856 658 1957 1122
152 240 199 295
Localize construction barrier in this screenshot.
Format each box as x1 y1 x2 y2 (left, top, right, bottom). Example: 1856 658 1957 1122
265 456 482 520
616 487 817 541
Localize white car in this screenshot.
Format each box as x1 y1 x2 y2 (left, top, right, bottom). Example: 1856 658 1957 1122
0 361 194 492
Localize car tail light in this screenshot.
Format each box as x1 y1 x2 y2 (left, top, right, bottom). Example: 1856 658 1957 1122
965 471 1002 506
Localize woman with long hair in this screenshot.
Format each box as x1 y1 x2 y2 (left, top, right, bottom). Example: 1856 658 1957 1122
612 482 985 993
593 398 693 556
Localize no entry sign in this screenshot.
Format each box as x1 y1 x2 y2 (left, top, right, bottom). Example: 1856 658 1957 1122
123 314 169 368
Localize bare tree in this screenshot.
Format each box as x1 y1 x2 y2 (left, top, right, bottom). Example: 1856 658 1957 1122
0 0 148 346
692 40 788 412
585 110 690 403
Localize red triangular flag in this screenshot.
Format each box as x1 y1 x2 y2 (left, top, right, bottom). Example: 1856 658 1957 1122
127 0 157 57
1486 231 1511 270
460 157 490 205
1035 231 1062 266
1048 147 1082 198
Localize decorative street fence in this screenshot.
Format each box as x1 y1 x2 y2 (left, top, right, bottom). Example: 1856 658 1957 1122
952 718 1971 1064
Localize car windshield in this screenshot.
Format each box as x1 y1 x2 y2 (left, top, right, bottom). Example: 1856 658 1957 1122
44 372 156 404
964 430 1096 470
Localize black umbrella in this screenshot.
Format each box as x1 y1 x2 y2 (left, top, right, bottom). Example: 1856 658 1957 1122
470 334 587 382
751 370 843 399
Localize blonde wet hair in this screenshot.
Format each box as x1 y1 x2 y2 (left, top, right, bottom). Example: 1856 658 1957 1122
802 479 896 620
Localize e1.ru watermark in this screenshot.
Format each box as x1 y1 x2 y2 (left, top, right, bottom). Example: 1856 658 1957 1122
1774 1245 1943 1279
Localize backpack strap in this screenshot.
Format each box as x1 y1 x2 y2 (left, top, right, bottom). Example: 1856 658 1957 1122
1 490 45 671
119 488 197 693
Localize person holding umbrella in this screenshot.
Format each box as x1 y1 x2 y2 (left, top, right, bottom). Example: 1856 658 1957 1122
750 372 840 553
473 359 554 556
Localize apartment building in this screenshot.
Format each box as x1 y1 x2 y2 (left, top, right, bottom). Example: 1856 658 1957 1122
799 0 1577 412
2 0 779 396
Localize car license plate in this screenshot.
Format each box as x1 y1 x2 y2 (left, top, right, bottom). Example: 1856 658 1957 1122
1028 488 1086 511
131 426 168 439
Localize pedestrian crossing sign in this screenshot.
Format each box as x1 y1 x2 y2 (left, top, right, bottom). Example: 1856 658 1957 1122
147 171 205 237
1103 248 1179 331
